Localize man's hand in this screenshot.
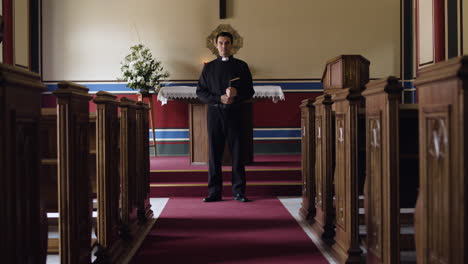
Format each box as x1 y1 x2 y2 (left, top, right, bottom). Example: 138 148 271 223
226 87 238 98
220 94 234 104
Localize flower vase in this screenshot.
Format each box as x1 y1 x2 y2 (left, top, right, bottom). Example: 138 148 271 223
138 89 151 98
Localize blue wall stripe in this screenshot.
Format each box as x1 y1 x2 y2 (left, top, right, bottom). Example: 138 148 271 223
253 129 301 138
44 81 418 94
44 81 323 94
149 128 301 141
402 81 415 90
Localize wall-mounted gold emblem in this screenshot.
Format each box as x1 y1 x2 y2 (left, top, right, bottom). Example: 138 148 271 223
206 24 243 56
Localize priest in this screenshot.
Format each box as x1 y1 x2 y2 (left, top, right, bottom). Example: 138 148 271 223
196 31 254 202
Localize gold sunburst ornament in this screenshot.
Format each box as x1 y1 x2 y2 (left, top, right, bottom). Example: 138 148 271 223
206 24 243 56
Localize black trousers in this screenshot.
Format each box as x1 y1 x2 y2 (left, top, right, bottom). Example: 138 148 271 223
207 104 246 196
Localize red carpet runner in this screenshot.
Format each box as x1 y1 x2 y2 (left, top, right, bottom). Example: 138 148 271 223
131 197 328 263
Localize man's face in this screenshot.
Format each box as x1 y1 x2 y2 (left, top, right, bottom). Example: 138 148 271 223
216 36 232 58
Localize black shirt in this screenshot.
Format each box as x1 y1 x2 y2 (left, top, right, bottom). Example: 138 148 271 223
196 56 254 105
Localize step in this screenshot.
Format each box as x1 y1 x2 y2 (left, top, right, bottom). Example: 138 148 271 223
150 181 301 197
359 224 415 251
359 208 415 225
150 168 301 183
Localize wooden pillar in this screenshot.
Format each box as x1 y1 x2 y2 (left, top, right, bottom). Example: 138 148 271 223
414 56 468 264
119 97 138 239
331 88 364 263
93 91 121 262
312 93 336 244
53 82 93 264
299 98 316 223
0 64 46 263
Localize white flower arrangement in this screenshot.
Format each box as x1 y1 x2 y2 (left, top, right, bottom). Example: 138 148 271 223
119 44 170 94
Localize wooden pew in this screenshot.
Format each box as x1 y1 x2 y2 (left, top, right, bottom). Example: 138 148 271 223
40 111 98 253
93 91 122 262
299 98 316 223
413 56 467 263
53 82 93 263
40 91 154 262
119 97 138 239
312 93 336 244
135 101 153 223
0 64 47 263
363 77 419 263
332 86 366 263
306 55 369 260
119 97 154 243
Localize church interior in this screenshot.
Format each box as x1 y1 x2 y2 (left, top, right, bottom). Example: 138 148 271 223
1 0 467 263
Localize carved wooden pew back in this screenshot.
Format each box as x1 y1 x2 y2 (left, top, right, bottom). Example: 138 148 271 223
414 56 467 264
363 77 419 263
0 63 47 263
331 88 366 263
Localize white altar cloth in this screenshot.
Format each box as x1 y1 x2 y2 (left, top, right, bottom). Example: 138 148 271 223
157 85 285 105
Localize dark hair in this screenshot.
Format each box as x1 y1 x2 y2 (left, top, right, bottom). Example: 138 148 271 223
216 31 233 43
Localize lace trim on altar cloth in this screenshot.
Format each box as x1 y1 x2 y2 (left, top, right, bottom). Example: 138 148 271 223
157 85 285 105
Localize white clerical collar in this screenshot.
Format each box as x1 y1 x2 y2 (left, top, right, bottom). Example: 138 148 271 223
221 57 229 61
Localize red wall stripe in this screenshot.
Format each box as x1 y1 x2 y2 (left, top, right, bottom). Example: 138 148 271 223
434 0 445 62
2 0 13 64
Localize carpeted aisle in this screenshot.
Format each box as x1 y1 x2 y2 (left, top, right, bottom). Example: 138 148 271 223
130 197 329 264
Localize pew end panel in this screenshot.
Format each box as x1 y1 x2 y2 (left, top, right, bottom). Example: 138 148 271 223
1 64 48 263
312 94 336 244
299 98 316 223
363 77 419 263
331 88 366 264
414 56 468 264
53 81 94 263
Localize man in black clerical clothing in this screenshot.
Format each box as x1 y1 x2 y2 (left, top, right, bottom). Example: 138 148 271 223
196 31 254 202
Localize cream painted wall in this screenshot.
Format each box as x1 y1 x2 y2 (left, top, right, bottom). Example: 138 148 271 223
463 0 468 54
14 0 29 68
42 0 400 81
418 0 434 65
0 3 3 63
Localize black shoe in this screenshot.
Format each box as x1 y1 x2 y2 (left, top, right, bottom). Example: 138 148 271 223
203 195 222 202
233 193 248 202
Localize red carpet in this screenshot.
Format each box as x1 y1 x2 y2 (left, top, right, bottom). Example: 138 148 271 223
130 198 328 263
